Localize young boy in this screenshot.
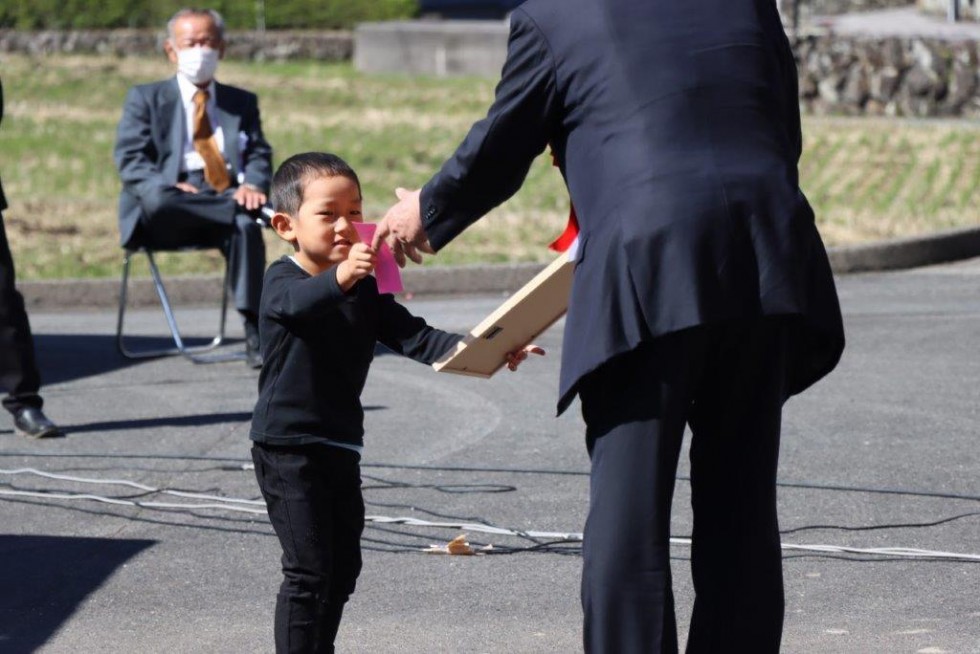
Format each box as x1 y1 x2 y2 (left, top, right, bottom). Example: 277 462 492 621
250 152 540 653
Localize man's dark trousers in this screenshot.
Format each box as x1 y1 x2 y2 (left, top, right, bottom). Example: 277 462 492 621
134 169 264 316
579 317 791 654
0 214 43 414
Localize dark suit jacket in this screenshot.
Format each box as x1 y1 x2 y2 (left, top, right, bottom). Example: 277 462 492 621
0 77 7 214
420 0 845 414
113 77 272 247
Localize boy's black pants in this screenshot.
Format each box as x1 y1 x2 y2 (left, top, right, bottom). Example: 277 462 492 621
252 442 364 654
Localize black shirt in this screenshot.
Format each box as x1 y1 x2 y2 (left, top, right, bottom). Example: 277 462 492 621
250 256 463 447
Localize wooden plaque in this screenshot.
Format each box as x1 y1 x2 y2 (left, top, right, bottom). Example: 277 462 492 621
433 251 574 378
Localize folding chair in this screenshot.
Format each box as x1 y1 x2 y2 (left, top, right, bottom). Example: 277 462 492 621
115 245 242 363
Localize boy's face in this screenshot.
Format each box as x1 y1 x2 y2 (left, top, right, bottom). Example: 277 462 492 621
274 174 363 275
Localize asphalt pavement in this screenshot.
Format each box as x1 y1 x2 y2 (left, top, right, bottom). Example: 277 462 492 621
1 257 979 654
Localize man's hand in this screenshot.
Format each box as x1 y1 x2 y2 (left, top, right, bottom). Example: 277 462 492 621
336 242 377 293
373 187 434 267
175 182 199 194
505 345 546 372
234 184 268 212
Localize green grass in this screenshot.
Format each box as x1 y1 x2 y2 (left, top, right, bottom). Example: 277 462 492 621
1 54 978 280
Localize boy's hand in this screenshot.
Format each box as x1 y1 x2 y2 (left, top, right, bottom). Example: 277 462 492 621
337 243 377 292
505 345 546 372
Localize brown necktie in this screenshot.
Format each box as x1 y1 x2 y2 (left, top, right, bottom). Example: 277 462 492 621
192 89 231 192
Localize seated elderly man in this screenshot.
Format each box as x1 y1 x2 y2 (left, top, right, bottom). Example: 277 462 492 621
114 7 272 368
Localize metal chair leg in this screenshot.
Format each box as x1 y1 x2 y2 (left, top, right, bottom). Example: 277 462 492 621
116 248 241 363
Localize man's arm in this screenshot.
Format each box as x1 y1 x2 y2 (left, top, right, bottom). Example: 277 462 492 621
239 92 272 193
1 75 7 213
113 86 171 197
421 9 559 250
375 9 559 259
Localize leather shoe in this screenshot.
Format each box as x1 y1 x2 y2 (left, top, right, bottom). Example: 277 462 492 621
245 333 264 369
13 407 64 439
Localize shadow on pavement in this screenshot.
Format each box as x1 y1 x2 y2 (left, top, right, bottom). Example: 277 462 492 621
33 333 242 385
33 334 392 388
61 407 384 436
0 535 154 653
62 411 254 435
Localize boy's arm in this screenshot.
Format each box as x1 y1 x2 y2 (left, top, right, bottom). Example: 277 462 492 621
270 245 375 322
267 264 349 324
376 295 464 365
239 91 272 193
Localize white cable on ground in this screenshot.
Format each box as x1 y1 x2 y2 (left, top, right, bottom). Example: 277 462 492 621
0 467 264 506
2 468 979 562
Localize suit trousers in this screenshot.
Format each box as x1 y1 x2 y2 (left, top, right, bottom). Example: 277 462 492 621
0 213 42 414
136 171 265 316
578 317 791 654
252 442 365 654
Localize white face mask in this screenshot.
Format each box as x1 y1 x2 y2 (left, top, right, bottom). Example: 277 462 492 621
176 46 220 85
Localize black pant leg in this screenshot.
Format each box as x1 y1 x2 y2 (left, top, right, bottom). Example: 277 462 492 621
228 211 265 316
0 214 42 414
318 459 364 650
252 443 364 654
578 331 710 654
685 318 791 654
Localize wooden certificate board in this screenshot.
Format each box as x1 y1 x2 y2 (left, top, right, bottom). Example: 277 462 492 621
433 251 574 378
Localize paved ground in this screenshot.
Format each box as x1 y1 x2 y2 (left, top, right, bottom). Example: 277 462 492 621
1 257 979 654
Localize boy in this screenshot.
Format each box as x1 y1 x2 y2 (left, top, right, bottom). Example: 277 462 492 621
250 152 540 653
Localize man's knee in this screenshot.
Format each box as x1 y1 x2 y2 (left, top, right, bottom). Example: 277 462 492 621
281 569 330 599
141 186 236 225
234 211 263 237
138 186 182 220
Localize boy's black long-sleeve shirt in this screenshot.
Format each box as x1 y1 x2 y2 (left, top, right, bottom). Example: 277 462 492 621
250 256 463 447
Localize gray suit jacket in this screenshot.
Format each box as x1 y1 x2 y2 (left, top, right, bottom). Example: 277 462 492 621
113 77 272 247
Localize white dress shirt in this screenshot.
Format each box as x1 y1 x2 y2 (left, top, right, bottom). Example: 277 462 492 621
176 75 226 174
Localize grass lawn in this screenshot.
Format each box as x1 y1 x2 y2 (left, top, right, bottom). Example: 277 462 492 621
1 54 977 280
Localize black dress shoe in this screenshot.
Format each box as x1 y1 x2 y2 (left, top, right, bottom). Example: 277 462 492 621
245 333 264 369
13 407 64 439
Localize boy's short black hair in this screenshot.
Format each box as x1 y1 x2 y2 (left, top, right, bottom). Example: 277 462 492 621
271 152 362 216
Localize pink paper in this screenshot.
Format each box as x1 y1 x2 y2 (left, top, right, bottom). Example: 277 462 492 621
352 222 404 295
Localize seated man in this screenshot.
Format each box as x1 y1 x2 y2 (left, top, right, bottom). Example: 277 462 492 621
114 7 272 368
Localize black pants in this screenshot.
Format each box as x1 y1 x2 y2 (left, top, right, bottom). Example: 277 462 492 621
136 173 265 315
578 317 791 654
0 213 42 415
252 443 365 654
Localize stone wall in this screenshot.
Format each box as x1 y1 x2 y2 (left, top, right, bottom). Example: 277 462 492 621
804 0 914 15
918 0 980 21
1 27 978 117
0 29 352 61
795 34 980 116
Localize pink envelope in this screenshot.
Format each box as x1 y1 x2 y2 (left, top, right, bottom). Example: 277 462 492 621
352 222 404 295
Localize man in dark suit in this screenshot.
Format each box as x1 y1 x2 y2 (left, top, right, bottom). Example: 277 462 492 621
376 1 846 651
114 8 272 368
0 77 63 438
